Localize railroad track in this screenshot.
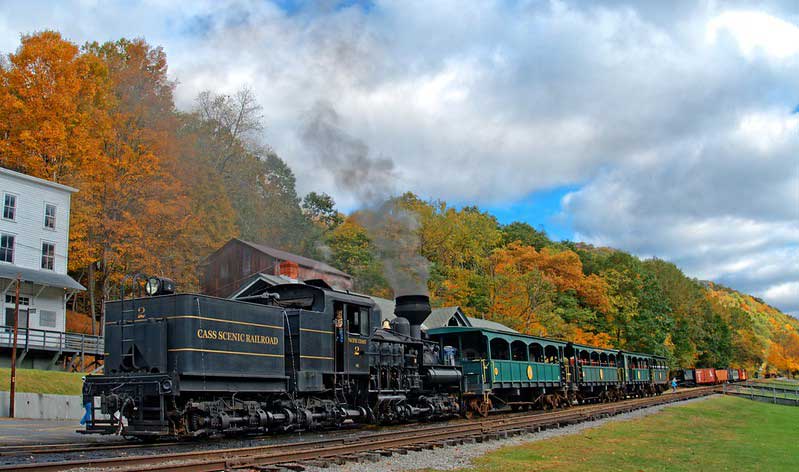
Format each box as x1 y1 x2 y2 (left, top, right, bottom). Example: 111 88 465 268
2 387 715 472
0 440 182 457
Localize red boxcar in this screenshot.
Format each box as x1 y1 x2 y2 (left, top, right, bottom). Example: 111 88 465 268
715 369 729 383
738 369 747 381
694 368 717 385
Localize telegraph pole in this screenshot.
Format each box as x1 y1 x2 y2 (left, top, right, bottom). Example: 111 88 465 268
9 274 20 418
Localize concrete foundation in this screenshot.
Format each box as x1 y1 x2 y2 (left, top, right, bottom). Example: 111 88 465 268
0 391 84 420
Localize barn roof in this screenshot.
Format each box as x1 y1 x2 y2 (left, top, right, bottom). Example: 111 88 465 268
226 238 351 278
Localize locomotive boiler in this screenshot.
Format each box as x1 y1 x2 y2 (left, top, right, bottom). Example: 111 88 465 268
81 278 461 438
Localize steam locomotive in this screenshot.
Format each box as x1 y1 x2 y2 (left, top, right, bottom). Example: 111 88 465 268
81 276 668 439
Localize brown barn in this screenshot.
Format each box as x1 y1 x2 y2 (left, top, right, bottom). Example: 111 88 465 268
201 238 353 297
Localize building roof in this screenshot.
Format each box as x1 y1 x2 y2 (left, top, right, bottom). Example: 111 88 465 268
234 239 351 278
229 273 299 299
0 264 85 291
0 167 78 193
424 307 469 330
467 316 518 333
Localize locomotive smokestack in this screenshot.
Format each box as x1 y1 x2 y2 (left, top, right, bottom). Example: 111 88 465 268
394 295 431 340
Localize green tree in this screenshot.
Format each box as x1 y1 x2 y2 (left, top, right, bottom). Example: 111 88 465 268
325 219 390 297
501 222 551 250
303 191 343 231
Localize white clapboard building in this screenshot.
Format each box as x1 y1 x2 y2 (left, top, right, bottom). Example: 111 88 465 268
0 167 97 370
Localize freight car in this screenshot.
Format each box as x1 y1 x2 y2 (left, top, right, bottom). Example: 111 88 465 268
80 276 670 439
694 368 717 385
678 367 747 386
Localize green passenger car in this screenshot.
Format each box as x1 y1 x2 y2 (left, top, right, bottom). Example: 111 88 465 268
428 327 566 393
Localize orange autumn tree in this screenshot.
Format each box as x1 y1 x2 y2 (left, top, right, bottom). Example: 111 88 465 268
0 33 235 333
766 320 799 375
0 31 109 181
487 242 612 347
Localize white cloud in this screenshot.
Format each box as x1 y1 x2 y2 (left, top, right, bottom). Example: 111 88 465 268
0 0 798 312
707 10 799 59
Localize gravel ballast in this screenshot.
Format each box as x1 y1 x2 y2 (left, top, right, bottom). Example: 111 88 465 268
313 395 717 472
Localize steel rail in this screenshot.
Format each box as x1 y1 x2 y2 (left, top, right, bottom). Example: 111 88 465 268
0 440 182 457
2 387 715 472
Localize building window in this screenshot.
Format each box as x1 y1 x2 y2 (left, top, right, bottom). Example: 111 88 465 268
41 242 55 270
39 310 56 328
4 308 28 329
0 234 14 263
5 295 29 306
3 194 16 220
44 203 56 229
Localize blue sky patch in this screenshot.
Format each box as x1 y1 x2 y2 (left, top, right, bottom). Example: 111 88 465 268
482 185 580 242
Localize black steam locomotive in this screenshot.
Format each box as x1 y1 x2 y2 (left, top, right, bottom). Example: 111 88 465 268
81 276 669 439
81 278 461 438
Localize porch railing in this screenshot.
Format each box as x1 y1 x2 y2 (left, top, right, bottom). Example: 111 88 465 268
0 325 104 356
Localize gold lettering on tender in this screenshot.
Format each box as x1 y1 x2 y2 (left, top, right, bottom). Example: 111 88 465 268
195 329 279 345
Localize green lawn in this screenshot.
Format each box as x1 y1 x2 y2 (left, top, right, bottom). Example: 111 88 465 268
0 368 84 395
459 395 799 472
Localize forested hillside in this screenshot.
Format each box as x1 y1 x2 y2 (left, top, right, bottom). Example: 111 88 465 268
1 32 796 375
326 195 799 374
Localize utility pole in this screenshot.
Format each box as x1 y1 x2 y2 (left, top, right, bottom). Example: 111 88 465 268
9 274 20 418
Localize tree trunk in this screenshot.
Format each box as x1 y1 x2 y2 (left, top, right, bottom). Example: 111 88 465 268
88 262 96 336
100 247 110 337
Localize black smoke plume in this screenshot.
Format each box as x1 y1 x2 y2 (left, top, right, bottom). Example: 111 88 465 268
301 101 429 295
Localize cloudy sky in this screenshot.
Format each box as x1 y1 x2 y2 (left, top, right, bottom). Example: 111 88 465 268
1 0 797 314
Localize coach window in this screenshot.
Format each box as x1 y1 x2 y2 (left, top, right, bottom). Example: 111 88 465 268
545 345 559 364
490 338 510 360
579 350 590 366
511 340 527 361
530 343 544 362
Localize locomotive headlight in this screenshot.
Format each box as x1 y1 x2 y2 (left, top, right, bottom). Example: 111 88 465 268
144 276 175 296
145 277 161 296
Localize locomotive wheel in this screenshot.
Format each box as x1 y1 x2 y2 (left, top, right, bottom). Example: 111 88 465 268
466 397 492 418
478 398 492 417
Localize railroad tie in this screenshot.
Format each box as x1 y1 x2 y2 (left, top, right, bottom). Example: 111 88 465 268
359 452 381 462
340 454 363 463
277 464 306 471
303 460 330 468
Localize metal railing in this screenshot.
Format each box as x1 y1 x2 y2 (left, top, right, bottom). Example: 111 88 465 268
0 325 103 356
722 381 799 406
